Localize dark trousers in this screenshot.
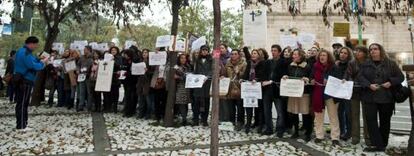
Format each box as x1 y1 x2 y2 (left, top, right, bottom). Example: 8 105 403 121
253 99 264 128
338 100 352 136
219 99 231 122
192 97 210 124
56 78 65 107
123 85 138 117
274 97 288 132
103 85 119 112
263 89 274 132
363 102 394 149
289 113 313 136
93 91 102 112
177 104 188 121
228 99 244 124
64 89 74 109
153 89 167 121
7 83 17 102
15 82 32 129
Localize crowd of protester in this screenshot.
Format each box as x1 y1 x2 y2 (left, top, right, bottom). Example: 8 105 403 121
5 36 404 152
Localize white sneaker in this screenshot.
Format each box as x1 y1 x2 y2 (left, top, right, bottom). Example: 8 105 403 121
16 127 34 132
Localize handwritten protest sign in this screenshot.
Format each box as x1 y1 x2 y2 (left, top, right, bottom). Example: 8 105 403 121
185 74 208 88
95 60 114 92
131 62 146 75
149 51 167 66
241 82 262 99
280 79 305 97
324 76 354 100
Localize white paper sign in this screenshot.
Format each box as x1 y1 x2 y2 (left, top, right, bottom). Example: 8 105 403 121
185 74 208 88
119 70 126 80
95 61 114 92
98 43 109 52
158 65 165 78
53 59 63 67
324 76 354 100
52 43 65 54
209 78 231 96
149 51 167 66
298 33 316 50
40 51 50 60
64 60 77 72
125 40 137 49
243 98 258 108
104 53 114 62
243 9 267 49
77 74 86 82
280 79 305 97
241 82 262 99
89 42 99 50
131 62 146 75
280 35 298 49
156 35 172 48
191 36 207 51
174 40 186 52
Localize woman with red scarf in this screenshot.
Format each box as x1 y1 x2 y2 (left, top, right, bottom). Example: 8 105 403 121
311 49 341 146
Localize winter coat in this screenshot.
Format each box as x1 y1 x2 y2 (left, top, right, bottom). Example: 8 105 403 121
344 60 364 99
287 61 312 94
136 60 153 96
357 59 404 104
175 64 192 104
193 55 213 98
225 59 247 99
269 58 289 98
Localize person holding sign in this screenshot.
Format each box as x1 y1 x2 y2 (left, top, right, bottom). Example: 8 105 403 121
335 47 354 141
136 49 153 119
224 49 247 131
283 49 313 142
102 47 122 113
62 49 80 110
76 46 93 112
357 43 404 152
174 54 193 126
122 49 140 117
310 49 341 146
243 49 267 134
192 45 213 126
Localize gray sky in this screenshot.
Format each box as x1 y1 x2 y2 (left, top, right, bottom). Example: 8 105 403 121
0 0 243 27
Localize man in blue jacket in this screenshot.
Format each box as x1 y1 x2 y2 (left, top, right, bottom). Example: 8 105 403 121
14 36 47 130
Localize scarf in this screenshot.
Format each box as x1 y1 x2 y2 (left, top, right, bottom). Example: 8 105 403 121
312 62 327 113
249 60 258 81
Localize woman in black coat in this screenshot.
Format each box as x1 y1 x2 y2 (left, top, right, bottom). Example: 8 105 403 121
122 49 139 117
357 43 404 152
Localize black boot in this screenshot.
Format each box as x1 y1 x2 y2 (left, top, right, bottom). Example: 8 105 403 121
291 125 299 139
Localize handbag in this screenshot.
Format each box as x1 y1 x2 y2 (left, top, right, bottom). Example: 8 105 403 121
3 73 12 84
392 84 411 103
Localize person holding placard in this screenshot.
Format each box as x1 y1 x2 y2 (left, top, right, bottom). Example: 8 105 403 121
281 47 292 62
62 49 80 110
335 47 354 141
283 49 312 142
75 46 93 112
150 47 169 123
102 47 122 113
45 50 59 107
174 54 193 126
344 46 370 145
243 49 266 134
136 49 154 119
224 49 247 131
357 43 404 152
311 49 341 146
122 49 140 117
268 45 290 137
89 50 104 112
192 45 213 127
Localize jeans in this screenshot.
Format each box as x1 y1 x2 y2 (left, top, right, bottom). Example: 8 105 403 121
56 78 65 107
274 97 288 133
153 89 167 121
65 86 76 109
338 100 352 137
138 94 153 118
262 88 274 132
15 81 32 129
103 84 120 112
76 81 88 110
363 102 394 149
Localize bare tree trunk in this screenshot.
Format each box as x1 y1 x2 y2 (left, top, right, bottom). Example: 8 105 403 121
164 0 181 127
210 0 221 155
